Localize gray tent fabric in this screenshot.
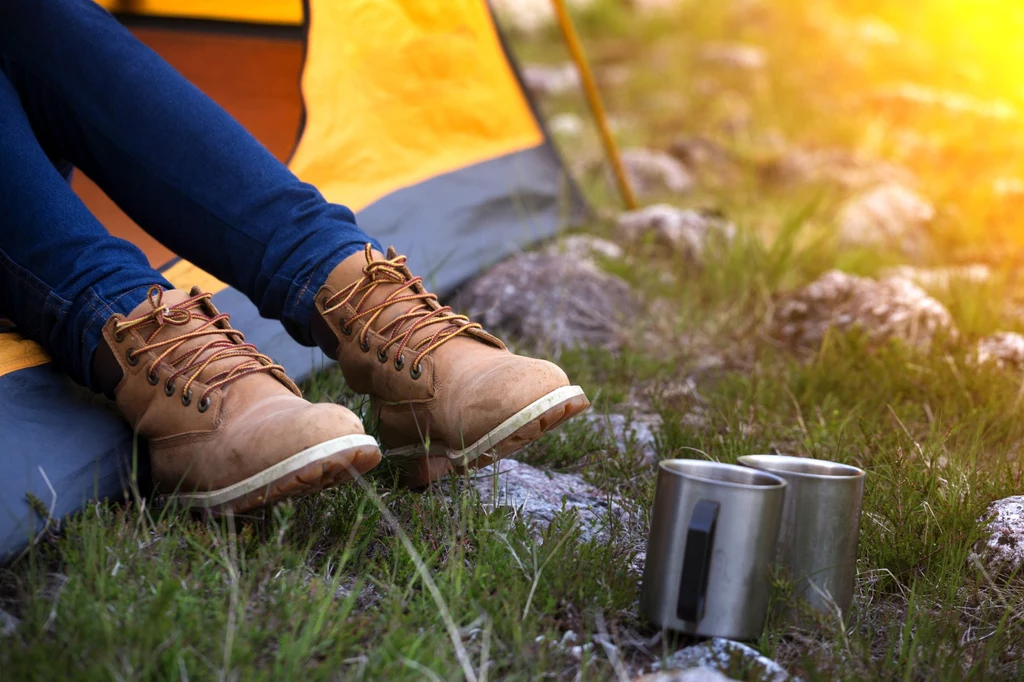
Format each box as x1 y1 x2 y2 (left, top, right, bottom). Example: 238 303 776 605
0 363 140 561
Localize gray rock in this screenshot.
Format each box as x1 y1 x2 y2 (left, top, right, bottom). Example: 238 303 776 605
469 458 627 543
522 63 580 97
616 204 736 261
548 112 585 137
620 149 695 197
544 234 625 264
993 176 1024 198
761 148 913 189
629 0 686 13
975 332 1024 370
452 252 639 354
969 496 1024 578
873 84 1015 121
490 0 595 33
879 264 991 292
0 608 19 638
635 669 739 682
837 183 935 257
698 43 767 71
654 639 795 682
586 412 661 464
771 270 956 350
667 136 739 183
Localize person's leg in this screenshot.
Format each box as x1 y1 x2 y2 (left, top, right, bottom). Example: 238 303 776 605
0 0 588 489
0 67 167 390
0 0 379 347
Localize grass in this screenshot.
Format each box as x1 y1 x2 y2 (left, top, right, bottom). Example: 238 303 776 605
6 0 1024 679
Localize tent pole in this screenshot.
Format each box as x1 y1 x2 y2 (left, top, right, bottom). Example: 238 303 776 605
550 0 638 210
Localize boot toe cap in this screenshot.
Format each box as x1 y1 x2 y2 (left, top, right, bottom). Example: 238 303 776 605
454 356 571 442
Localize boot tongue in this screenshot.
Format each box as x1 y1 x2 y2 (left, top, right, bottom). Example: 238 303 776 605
339 248 446 345
328 245 506 354
126 287 253 384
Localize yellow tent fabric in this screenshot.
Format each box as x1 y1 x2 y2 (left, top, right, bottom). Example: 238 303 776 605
290 0 544 213
94 0 303 25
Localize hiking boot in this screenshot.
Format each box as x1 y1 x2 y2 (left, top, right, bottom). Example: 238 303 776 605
92 286 381 513
311 245 590 486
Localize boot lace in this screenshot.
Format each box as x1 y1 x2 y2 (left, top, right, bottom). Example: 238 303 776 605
114 286 298 407
322 245 483 374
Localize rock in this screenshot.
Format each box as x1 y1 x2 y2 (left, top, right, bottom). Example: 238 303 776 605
975 333 1024 370
653 639 794 682
490 0 595 33
522 63 580 97
544 234 624 265
969 497 1024 578
873 84 1015 121
993 177 1024 198
452 253 638 354
634 668 739 682
837 184 935 257
0 608 18 638
469 458 627 543
698 43 767 71
548 112 585 137
667 136 739 182
761 148 913 190
620 148 695 197
854 17 900 45
771 270 956 350
879 264 991 292
616 205 735 261
629 0 686 13
586 412 661 464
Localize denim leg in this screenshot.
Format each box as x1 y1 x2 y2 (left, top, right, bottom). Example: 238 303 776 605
0 0 380 347
0 70 168 390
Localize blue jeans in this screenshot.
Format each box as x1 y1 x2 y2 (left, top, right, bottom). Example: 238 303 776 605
0 0 381 391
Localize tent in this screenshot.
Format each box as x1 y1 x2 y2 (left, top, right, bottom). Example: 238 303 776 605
0 0 593 559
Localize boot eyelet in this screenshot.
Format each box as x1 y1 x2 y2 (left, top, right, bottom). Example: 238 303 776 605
114 329 125 343
340 322 353 336
181 389 193 407
164 380 176 397
410 363 422 380
147 369 160 386
359 339 370 353
197 396 211 413
394 355 405 371
126 348 139 366
376 347 388 363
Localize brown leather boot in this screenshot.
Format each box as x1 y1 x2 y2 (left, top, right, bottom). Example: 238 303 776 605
93 286 381 513
311 245 590 486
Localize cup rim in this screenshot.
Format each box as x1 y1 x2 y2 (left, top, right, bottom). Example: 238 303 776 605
658 458 787 489
737 454 866 480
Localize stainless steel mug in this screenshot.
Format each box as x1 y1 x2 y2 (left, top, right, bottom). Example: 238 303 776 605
639 460 787 639
738 455 866 616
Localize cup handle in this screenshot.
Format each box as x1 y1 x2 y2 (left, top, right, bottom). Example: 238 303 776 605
676 499 720 623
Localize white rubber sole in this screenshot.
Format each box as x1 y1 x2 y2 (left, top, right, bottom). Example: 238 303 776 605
385 385 587 466
165 433 380 510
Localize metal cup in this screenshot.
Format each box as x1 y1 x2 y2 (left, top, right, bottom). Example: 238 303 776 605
738 455 866 616
639 460 787 640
